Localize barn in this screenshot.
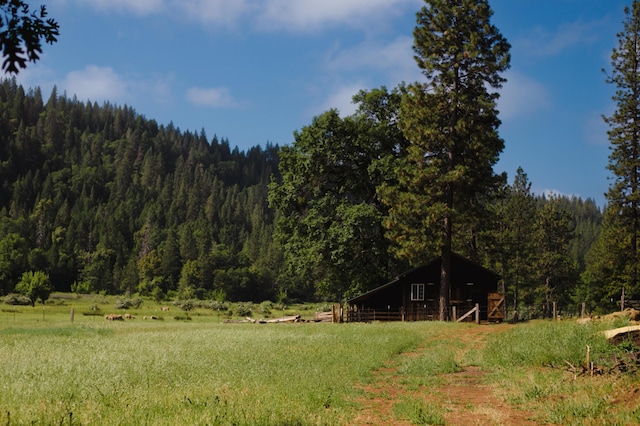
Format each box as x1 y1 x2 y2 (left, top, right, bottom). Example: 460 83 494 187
346 253 503 322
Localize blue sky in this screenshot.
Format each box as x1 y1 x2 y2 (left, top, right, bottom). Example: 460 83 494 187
12 0 633 207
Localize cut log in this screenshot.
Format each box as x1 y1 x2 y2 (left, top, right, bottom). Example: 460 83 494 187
604 325 640 346
263 315 301 323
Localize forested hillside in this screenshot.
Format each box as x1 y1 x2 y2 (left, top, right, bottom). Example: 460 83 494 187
0 78 281 302
0 78 606 312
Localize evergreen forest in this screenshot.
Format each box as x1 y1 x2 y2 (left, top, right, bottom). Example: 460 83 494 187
0 79 281 303
0 77 606 315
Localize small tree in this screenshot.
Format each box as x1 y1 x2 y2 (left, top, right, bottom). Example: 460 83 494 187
15 270 52 307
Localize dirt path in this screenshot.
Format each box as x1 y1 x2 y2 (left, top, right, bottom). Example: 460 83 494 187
353 324 541 426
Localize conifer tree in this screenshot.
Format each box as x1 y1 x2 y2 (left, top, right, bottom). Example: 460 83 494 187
382 0 510 320
603 0 640 299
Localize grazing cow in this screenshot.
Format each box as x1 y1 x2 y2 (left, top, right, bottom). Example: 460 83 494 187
124 313 134 319
160 307 170 311
104 314 124 321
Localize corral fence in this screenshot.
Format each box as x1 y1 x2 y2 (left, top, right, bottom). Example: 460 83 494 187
344 304 483 323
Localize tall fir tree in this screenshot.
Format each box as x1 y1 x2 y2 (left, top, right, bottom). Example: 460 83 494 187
381 0 510 320
603 0 640 299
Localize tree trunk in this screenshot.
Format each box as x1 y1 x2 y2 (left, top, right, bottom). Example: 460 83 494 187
440 214 452 321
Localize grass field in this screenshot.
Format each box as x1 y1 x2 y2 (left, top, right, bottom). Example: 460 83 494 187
1 294 640 425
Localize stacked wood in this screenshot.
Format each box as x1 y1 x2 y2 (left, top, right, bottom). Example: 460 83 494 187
225 315 303 324
314 311 333 322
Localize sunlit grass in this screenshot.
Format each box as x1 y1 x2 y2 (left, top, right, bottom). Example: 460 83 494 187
481 319 640 425
0 298 442 425
2 296 640 425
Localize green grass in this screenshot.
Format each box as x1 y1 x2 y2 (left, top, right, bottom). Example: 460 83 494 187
481 320 640 425
2 296 639 425
0 296 440 425
393 399 445 425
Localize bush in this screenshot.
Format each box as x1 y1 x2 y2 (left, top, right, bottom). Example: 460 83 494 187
205 300 229 312
257 301 273 315
114 298 143 310
174 299 195 311
4 293 32 306
232 302 253 317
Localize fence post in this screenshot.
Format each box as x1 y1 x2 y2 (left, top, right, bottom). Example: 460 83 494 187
452 306 457 322
475 303 479 324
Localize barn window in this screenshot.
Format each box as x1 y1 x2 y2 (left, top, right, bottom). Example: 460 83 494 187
411 283 425 301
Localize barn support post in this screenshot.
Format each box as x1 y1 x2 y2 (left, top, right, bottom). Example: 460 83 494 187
452 306 457 322
475 303 479 324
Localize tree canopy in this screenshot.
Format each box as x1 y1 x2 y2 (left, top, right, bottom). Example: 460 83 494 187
380 0 510 320
268 87 408 300
592 0 640 302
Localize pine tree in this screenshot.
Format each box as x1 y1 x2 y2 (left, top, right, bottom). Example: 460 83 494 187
383 0 510 320
603 0 640 298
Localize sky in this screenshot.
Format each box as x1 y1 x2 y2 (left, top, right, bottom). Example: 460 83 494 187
10 0 635 208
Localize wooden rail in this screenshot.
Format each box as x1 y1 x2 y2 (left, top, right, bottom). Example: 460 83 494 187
455 303 480 324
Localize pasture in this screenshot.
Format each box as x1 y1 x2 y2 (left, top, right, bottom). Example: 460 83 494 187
1 294 640 425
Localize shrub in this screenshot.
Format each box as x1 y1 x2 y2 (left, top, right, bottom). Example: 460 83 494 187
258 301 273 315
174 299 195 312
114 298 143 310
232 302 253 317
4 293 32 306
205 300 229 312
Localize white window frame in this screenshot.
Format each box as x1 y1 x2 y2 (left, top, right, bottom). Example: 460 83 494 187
411 283 425 301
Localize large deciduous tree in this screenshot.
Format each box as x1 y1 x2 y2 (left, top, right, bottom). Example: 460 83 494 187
601 0 640 300
268 87 407 301
0 1 59 73
380 0 510 320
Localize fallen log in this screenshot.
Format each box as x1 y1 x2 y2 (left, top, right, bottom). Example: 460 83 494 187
263 315 301 323
604 325 640 340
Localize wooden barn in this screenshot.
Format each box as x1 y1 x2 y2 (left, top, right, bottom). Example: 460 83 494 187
346 253 503 323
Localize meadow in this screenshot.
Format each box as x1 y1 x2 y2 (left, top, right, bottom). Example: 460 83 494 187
1 294 639 425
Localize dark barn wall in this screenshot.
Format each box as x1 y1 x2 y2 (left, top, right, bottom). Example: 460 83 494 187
348 254 500 321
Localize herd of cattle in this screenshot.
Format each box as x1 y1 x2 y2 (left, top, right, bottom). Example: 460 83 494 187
104 307 170 321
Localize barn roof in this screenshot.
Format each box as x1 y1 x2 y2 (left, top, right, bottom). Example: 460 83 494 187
347 252 499 304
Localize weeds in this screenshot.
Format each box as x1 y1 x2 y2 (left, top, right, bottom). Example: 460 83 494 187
393 399 445 425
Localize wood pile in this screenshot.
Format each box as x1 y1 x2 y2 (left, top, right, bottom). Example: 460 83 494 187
314 311 333 322
225 315 303 324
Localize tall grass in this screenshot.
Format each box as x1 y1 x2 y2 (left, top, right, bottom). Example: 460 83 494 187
481 320 640 425
0 304 442 425
482 320 616 369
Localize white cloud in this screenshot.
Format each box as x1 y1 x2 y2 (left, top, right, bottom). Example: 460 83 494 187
497 71 551 120
61 65 129 103
325 36 421 85
76 0 165 15
257 0 417 31
71 0 421 31
185 86 243 108
173 0 252 26
315 83 365 118
515 20 603 58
